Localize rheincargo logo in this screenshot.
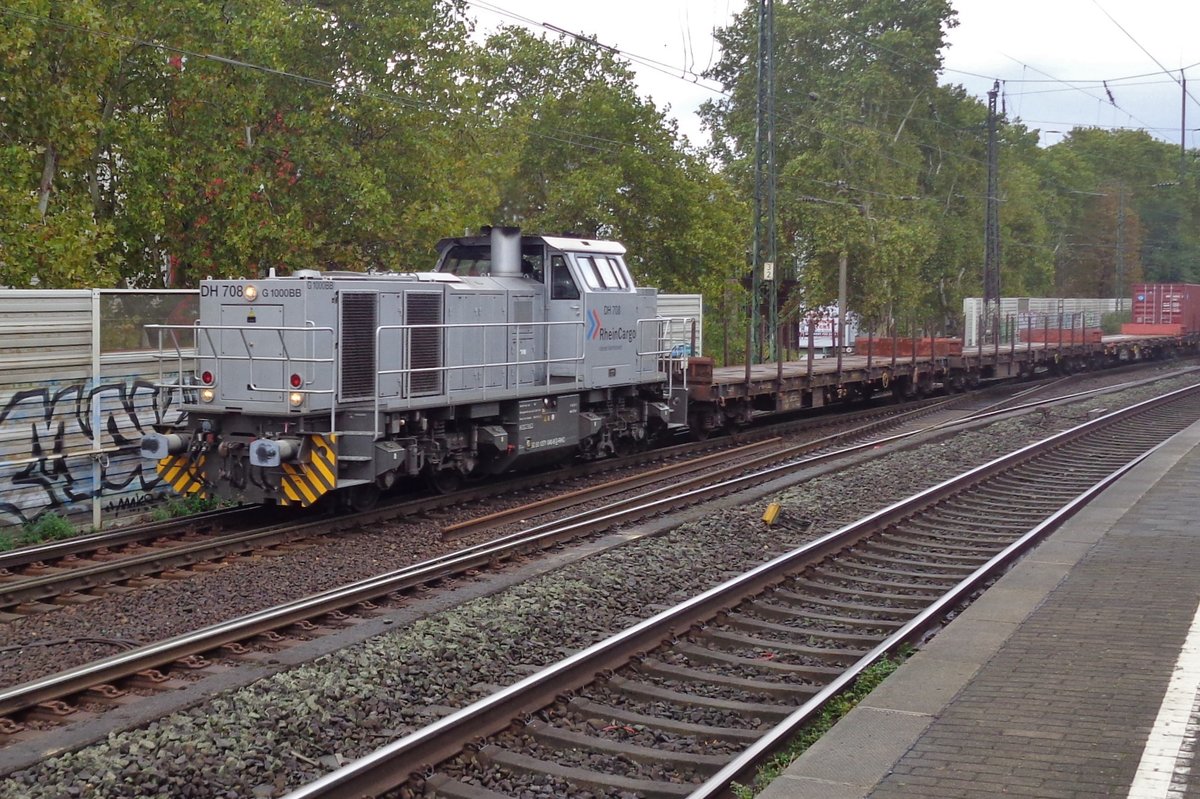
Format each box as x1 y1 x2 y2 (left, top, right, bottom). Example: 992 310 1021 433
587 309 637 343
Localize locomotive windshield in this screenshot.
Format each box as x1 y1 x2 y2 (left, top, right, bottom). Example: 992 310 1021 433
438 243 545 282
573 254 632 291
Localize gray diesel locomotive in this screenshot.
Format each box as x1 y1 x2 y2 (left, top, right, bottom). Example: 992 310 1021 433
141 228 693 509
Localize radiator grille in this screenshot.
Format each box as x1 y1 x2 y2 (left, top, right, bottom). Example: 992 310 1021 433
407 292 443 396
340 292 377 400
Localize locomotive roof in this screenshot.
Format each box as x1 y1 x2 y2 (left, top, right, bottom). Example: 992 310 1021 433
434 233 626 256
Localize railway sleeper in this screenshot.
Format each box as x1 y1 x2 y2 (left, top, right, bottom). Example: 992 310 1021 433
524 718 730 774
856 540 987 566
968 491 1083 511
426 773 511 799
567 696 761 745
947 495 1068 516
809 565 959 594
720 610 889 647
788 577 939 607
834 557 974 582
977 475 1083 496
848 549 979 574
771 588 920 618
699 628 867 663
923 505 1054 526
475 743 694 798
875 531 1000 555
743 598 907 630
898 518 1025 541
634 658 818 700
671 641 843 680
604 675 792 721
1011 462 1117 481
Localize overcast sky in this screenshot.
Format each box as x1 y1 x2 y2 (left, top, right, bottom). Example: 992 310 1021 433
468 0 1200 149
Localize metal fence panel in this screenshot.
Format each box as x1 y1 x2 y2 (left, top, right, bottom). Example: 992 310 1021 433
0 289 198 533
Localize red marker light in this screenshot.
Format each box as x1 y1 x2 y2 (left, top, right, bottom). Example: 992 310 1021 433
201 371 214 385
290 374 303 388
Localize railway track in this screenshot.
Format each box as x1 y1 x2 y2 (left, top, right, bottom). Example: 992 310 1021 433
0 364 1159 620
0 391 972 621
442 367 1195 540
0 371 1185 744
280 382 1200 799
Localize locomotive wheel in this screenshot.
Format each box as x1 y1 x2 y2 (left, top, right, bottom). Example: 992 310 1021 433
348 483 380 512
427 469 462 495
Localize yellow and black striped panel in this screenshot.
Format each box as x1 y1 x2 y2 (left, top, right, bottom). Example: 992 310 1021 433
157 454 208 497
278 434 338 507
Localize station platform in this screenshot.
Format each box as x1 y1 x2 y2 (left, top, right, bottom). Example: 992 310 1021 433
760 417 1200 799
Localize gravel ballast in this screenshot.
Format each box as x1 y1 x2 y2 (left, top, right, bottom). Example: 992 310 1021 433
1 373 1196 798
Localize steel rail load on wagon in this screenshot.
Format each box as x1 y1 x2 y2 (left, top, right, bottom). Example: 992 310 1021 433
684 321 1199 437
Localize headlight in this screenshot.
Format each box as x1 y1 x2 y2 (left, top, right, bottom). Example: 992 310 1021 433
289 392 304 407
244 285 259 301
200 388 216 403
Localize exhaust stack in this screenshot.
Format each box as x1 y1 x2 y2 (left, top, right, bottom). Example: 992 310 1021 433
490 226 522 277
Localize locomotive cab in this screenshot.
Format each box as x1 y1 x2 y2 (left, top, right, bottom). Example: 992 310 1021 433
433 227 658 390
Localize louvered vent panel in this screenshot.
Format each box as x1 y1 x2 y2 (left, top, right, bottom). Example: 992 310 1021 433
340 292 377 400
407 292 443 396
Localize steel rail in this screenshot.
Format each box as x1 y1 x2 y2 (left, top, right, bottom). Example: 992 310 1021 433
441 397 980 539
0 394 950 617
0 506 255 573
686 437 1169 798
440 438 784 537
470 372 1200 550
0 519 327 609
280 383 1200 799
2 377 1187 726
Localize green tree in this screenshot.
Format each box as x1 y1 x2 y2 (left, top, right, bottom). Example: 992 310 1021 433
0 1 123 287
704 0 961 333
1042 129 1198 292
473 27 748 306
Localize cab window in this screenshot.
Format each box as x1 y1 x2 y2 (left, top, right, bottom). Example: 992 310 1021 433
550 256 579 300
597 256 627 288
574 254 629 290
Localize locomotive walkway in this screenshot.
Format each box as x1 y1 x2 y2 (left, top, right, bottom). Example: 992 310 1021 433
760 416 1200 799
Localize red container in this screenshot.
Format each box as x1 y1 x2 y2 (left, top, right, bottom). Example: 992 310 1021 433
1119 323 1186 336
1130 284 1200 334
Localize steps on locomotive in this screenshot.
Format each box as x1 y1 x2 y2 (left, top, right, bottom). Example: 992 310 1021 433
332 410 381 482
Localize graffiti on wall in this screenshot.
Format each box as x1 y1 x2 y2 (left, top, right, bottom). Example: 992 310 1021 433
0 379 186 526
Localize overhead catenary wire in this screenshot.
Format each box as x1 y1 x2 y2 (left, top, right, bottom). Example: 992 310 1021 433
1090 0 1200 113
467 0 729 95
998 54 1159 133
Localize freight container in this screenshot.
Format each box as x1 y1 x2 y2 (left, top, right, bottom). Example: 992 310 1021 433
1128 284 1200 334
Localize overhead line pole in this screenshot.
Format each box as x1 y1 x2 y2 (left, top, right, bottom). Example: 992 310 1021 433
750 0 777 364
983 80 1002 342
